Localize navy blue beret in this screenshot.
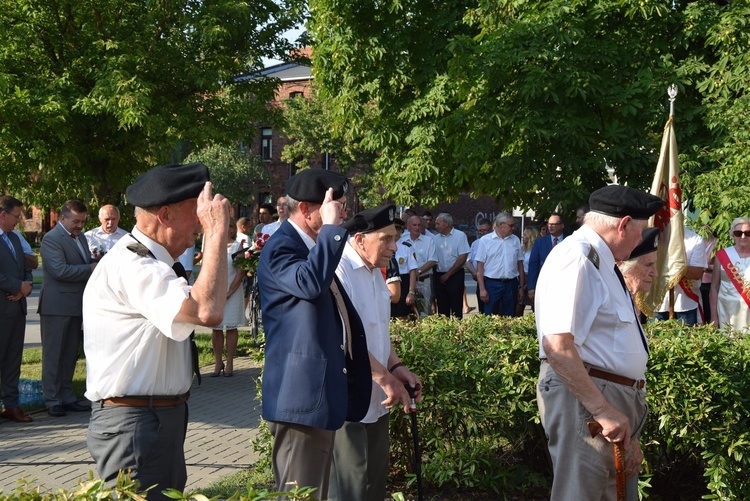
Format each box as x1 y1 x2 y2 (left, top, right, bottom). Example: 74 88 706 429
126 163 210 207
285 169 349 203
589 185 664 220
629 227 660 259
342 205 397 234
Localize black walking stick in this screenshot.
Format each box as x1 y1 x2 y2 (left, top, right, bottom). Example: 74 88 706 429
405 383 424 501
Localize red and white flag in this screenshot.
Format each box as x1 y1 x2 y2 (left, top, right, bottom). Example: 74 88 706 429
637 115 687 316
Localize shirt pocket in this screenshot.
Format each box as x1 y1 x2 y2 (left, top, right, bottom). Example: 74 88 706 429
613 306 642 353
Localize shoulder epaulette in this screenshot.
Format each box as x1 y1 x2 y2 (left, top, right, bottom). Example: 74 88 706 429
402 240 412 247
126 242 151 258
586 245 600 270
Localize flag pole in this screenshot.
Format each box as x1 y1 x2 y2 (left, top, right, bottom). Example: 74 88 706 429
668 84 677 319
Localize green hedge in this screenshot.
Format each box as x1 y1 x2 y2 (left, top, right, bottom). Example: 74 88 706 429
388 315 750 499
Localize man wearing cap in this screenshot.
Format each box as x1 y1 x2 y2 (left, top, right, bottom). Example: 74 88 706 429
83 163 230 500
39 199 95 417
329 205 421 501
257 169 371 500
535 185 663 500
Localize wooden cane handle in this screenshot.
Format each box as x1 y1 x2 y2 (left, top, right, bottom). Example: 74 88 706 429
588 421 627 501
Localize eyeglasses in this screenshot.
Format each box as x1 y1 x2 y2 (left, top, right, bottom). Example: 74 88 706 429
3 211 21 219
547 222 562 226
502 222 515 228
733 230 750 238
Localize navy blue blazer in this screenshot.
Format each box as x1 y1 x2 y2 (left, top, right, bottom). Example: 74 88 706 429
527 235 560 291
258 221 371 430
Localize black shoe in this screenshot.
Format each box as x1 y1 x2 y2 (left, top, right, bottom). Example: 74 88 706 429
63 401 90 412
48 405 66 417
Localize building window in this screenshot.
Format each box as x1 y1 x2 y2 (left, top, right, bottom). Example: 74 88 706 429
261 127 272 160
289 91 304 99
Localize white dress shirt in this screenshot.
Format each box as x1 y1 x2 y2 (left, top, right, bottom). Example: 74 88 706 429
83 228 194 401
433 229 470 272
475 231 523 279
336 243 392 423
536 225 648 381
84 226 128 255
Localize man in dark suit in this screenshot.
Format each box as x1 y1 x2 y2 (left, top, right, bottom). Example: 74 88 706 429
257 169 371 500
39 199 95 417
528 213 565 302
0 196 34 423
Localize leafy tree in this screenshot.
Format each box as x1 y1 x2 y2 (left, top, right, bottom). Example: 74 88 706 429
308 0 749 228
0 0 305 210
184 144 269 206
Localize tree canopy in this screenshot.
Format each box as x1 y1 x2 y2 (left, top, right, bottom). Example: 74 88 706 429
307 0 750 229
0 0 305 210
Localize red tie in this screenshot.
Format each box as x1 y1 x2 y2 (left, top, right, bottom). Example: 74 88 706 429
553 237 558 247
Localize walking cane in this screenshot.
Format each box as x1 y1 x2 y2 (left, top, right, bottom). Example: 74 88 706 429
588 421 627 501
405 384 424 501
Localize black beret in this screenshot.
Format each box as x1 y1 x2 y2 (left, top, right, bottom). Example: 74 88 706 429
394 217 405 229
588 185 664 220
629 227 660 259
126 163 209 208
285 169 349 204
342 205 397 234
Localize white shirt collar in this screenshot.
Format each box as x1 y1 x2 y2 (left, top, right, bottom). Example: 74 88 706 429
131 227 175 265
288 219 316 250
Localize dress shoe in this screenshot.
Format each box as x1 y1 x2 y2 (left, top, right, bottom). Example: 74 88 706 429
47 405 66 417
1 407 33 423
63 401 91 412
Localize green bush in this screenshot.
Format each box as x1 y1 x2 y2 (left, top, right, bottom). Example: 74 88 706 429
248 315 750 498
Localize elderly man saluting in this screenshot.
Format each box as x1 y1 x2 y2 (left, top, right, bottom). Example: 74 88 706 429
535 185 663 501
83 163 230 501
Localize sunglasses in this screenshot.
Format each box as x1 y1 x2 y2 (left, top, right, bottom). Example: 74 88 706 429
733 230 750 238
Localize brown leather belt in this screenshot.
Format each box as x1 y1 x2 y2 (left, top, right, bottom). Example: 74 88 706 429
588 368 645 389
101 393 190 407
417 274 431 281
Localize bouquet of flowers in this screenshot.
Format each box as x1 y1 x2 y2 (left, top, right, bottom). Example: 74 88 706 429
232 247 262 274
254 232 270 250
91 247 106 260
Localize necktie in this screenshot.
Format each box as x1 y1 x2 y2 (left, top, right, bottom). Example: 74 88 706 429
2 233 17 261
614 265 649 354
330 278 354 359
172 261 202 384
553 237 558 247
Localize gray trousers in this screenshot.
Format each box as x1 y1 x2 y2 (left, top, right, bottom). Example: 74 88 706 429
269 421 336 500
40 314 82 407
537 361 647 501
0 314 26 408
328 413 390 501
87 402 188 501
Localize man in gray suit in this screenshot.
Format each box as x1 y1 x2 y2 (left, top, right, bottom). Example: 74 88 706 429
39 199 96 417
0 195 34 423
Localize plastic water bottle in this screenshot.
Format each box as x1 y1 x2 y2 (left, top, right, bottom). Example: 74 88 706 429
19 379 29 405
32 380 44 405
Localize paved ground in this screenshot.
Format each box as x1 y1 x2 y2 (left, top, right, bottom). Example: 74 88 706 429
0 357 263 495
5 268 490 496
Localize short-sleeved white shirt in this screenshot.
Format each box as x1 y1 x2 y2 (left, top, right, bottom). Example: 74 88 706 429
395 240 419 275
400 232 437 274
433 229 470 272
659 227 708 312
83 228 195 401
475 231 524 279
336 243 392 423
84 226 128 255
535 225 648 381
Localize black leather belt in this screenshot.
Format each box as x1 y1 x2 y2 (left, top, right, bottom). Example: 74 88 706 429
101 393 190 407
485 277 517 283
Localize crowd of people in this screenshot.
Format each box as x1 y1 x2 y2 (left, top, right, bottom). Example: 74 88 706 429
2 164 750 501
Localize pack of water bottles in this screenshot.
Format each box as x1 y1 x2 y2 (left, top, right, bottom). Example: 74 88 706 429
18 379 44 406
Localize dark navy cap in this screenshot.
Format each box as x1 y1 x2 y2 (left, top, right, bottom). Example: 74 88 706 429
126 163 210 208
589 185 664 220
342 205 397 234
285 169 349 204
629 227 660 259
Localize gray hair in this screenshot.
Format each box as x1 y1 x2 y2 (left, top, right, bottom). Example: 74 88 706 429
285 195 301 214
436 213 453 226
617 257 638 275
584 211 620 231
494 212 513 225
730 217 750 235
